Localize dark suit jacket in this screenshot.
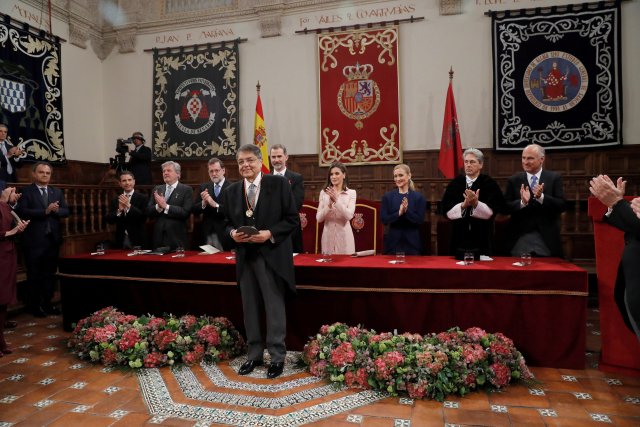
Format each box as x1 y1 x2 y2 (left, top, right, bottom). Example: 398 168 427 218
127 145 152 185
16 183 70 247
192 179 233 250
283 169 304 253
0 140 20 183
106 191 149 248
441 174 505 256
146 182 194 249
607 200 640 336
221 174 299 292
504 170 566 257
0 180 5 192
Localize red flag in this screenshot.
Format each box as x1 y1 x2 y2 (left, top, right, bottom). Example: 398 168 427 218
438 81 463 179
253 91 270 174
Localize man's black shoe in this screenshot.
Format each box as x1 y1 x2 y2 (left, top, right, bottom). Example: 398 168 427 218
30 307 47 318
4 320 17 329
238 359 263 375
43 305 61 315
267 362 284 379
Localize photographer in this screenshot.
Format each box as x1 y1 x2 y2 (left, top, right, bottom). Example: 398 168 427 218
126 132 152 185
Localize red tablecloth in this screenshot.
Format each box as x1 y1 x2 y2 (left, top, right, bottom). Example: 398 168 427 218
59 252 587 368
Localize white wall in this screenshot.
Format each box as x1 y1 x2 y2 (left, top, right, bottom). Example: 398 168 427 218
5 0 640 162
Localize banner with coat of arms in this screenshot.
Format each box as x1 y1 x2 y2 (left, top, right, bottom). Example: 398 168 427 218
492 2 622 151
318 27 401 166
0 19 65 162
152 43 239 159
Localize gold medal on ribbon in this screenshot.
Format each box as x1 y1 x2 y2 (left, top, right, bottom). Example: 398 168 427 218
246 209 253 218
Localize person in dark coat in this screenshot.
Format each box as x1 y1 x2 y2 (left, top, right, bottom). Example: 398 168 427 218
0 186 29 354
15 162 69 317
0 124 24 183
105 171 148 249
441 148 504 256
381 164 426 255
222 144 299 379
504 144 566 257
589 174 640 340
269 144 304 253
192 157 233 251
147 161 193 250
126 132 152 185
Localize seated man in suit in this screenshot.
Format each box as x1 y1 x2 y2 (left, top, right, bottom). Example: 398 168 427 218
222 144 299 379
106 171 148 249
589 174 640 340
192 158 233 251
441 148 504 256
16 162 69 317
269 144 304 253
0 124 24 183
504 144 566 257
147 161 193 250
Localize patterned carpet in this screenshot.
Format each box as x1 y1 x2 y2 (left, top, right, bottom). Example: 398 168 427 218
137 352 386 426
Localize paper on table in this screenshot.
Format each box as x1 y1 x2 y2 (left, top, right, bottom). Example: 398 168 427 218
351 249 375 257
479 255 494 261
456 261 466 265
199 245 221 254
512 262 525 267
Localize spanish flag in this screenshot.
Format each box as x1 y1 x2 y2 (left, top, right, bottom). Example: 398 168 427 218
254 86 270 174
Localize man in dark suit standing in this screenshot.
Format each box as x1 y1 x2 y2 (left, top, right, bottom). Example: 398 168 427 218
269 144 304 253
0 124 24 183
106 171 148 249
222 144 299 379
504 144 566 257
16 162 69 317
147 161 193 250
192 157 233 251
126 132 152 185
590 174 640 340
441 148 505 256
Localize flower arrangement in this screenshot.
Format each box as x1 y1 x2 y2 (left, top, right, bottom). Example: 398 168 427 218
68 307 246 368
302 323 533 401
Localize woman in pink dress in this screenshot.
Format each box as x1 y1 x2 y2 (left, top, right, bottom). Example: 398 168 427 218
0 187 29 356
317 162 357 255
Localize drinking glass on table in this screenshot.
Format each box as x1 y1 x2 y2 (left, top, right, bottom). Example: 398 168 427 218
322 251 332 263
95 243 105 256
463 252 474 265
521 252 532 266
133 245 142 255
395 251 405 264
174 246 185 258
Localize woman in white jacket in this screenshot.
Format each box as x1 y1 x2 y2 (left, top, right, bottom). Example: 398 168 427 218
316 162 356 255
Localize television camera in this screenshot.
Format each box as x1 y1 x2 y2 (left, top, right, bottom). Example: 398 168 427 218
109 138 133 173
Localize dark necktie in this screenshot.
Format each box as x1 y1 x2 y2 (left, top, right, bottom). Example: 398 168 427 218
214 184 221 198
165 185 173 201
530 175 538 189
0 142 11 175
41 188 51 234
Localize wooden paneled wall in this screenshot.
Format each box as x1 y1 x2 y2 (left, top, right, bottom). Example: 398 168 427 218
8 145 640 261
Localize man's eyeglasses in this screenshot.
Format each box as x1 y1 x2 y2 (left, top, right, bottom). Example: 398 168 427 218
237 157 259 166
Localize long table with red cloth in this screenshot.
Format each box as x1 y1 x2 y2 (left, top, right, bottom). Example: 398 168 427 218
58 252 587 368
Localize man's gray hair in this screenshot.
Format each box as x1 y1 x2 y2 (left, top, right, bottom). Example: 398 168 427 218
270 144 287 155
161 161 181 175
237 144 262 160
527 143 545 157
463 148 484 163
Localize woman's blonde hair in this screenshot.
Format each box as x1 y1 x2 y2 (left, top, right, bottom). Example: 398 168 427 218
394 163 415 191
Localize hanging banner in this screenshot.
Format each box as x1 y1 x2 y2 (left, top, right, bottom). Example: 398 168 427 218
492 2 622 151
318 27 401 166
152 43 239 159
0 20 65 162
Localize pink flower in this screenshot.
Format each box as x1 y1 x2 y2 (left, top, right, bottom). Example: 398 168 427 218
118 328 141 351
345 368 369 389
144 352 167 368
303 341 320 362
197 325 221 346
330 342 356 367
181 315 197 329
462 343 486 364
374 351 405 380
406 380 428 399
465 327 488 342
147 317 167 330
309 360 328 377
489 363 511 388
154 329 177 351
101 348 117 365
